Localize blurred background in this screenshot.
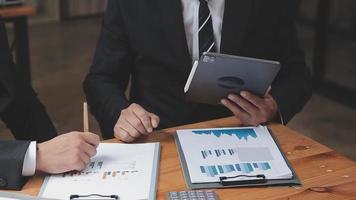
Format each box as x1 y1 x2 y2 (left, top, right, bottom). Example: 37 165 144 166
0 0 355 159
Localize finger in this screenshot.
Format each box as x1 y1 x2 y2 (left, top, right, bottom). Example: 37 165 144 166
221 98 245 117
240 91 265 109
221 99 252 124
132 108 153 133
80 132 100 147
78 152 90 170
80 142 97 157
265 93 274 100
72 157 86 171
121 118 142 138
149 113 160 128
114 127 135 142
227 94 259 115
127 111 148 134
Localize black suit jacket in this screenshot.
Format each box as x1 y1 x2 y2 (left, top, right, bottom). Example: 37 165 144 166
0 141 30 190
0 17 57 190
84 0 312 139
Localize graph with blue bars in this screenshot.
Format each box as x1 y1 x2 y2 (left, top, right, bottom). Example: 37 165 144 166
201 148 237 159
200 162 271 177
192 128 257 141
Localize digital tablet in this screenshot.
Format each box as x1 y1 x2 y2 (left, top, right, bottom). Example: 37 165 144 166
184 52 280 105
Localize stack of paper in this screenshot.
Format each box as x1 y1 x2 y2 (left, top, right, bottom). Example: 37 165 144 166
177 126 292 183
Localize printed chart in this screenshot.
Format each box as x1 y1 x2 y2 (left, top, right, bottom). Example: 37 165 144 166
177 126 292 183
40 143 160 200
200 162 271 177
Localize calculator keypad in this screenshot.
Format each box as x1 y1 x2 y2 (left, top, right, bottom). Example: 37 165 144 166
168 190 218 200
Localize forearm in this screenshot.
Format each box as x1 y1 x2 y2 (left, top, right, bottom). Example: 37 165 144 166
84 74 130 139
84 0 134 138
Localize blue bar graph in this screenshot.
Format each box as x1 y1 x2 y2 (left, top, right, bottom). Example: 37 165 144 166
235 164 241 171
201 148 238 159
193 128 257 141
97 161 103 169
200 166 206 173
200 162 271 177
89 161 103 169
200 166 219 177
90 162 95 169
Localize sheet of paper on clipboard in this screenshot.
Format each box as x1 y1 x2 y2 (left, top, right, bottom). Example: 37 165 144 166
176 126 293 184
39 143 160 200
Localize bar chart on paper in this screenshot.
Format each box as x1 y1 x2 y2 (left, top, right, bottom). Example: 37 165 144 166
192 128 257 141
60 160 139 181
101 170 139 180
177 126 293 183
90 161 104 169
200 162 271 177
201 148 238 159
40 143 160 200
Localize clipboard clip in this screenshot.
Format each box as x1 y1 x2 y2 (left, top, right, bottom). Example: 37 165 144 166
219 174 267 186
70 194 119 200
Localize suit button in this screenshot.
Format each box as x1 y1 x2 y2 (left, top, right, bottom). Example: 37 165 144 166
0 177 7 188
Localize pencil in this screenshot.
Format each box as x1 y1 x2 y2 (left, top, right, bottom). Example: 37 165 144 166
83 102 89 132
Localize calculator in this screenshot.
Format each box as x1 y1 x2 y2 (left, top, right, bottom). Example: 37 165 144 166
168 190 218 200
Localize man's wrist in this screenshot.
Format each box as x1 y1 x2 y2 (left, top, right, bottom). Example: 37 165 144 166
35 142 46 172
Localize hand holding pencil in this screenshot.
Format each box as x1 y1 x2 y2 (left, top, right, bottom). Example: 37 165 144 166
35 102 100 174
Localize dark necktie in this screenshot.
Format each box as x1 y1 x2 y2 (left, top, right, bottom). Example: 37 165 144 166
198 0 215 57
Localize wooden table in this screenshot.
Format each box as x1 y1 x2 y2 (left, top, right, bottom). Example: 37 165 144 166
17 117 356 199
0 5 36 84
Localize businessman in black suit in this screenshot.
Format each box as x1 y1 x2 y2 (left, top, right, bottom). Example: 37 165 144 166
0 17 100 190
84 0 312 141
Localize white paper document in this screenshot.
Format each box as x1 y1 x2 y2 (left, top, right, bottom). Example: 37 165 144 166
0 191 55 200
39 143 160 200
176 126 292 183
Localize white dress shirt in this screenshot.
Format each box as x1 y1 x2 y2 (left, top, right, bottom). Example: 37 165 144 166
181 0 225 62
22 141 36 176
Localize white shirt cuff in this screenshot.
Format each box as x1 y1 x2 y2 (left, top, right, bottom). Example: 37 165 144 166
22 141 37 176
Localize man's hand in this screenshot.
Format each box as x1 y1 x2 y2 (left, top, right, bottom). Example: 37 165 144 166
114 103 160 142
221 91 278 126
36 132 100 174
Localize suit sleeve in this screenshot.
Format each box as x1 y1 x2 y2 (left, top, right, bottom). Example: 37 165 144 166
0 17 57 142
83 0 133 139
0 141 30 190
271 1 312 123
0 17 14 114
